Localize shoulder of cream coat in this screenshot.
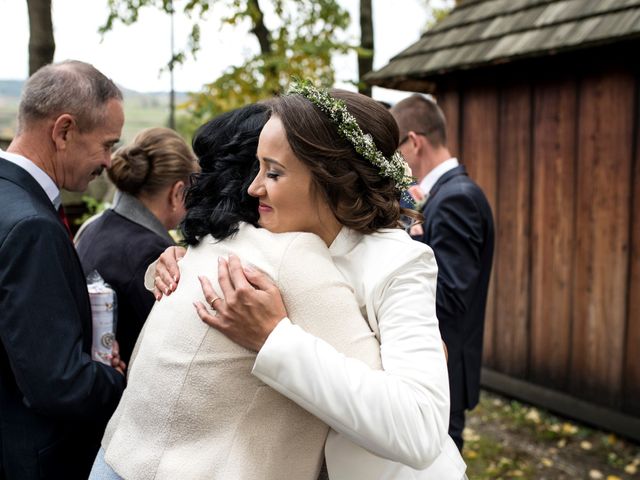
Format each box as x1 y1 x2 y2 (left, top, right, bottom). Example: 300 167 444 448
185 223 329 278
143 223 329 290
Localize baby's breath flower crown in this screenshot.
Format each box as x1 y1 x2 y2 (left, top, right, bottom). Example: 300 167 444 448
285 79 414 191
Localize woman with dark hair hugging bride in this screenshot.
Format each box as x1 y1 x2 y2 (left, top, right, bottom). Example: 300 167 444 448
94 82 467 480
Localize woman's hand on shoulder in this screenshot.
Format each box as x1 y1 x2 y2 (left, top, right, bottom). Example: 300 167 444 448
153 246 187 300
194 254 287 352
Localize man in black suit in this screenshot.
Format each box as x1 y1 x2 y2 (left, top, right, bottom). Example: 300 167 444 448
391 95 495 451
0 60 126 479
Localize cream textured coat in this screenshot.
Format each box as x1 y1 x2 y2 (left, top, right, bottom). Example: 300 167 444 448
101 223 381 480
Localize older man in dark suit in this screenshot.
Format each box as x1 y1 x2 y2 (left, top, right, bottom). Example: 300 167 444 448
0 60 126 480
391 95 495 452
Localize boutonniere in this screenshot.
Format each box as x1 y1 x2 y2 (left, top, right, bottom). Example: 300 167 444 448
408 185 427 211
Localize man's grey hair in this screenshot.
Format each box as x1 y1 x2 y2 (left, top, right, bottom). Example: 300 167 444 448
17 60 123 134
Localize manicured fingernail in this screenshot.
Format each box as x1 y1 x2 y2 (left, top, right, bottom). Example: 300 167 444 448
156 294 161 301
165 288 170 295
173 275 178 282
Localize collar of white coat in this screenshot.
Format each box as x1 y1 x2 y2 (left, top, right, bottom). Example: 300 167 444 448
329 226 364 257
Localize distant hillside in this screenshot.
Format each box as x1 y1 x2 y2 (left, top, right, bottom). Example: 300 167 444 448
0 80 24 97
0 79 188 102
0 80 190 143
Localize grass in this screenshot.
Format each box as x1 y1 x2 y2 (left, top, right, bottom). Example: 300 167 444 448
464 391 640 479
121 100 170 143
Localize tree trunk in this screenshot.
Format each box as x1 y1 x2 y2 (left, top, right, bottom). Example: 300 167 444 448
358 0 373 97
248 0 272 55
27 0 55 75
247 0 278 93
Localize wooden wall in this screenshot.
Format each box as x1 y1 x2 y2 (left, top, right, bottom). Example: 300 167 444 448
434 67 639 417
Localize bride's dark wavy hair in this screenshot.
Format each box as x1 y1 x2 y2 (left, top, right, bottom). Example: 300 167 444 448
180 103 269 245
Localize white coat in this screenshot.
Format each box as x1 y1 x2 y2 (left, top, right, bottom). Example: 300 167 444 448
253 226 467 479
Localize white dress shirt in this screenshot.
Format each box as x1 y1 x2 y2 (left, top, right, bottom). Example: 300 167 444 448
253 227 466 479
0 149 60 207
419 157 459 197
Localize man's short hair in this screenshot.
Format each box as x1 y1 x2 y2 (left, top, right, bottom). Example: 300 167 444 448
17 60 123 134
391 94 447 148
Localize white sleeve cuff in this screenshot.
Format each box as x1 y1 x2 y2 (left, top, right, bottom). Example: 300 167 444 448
143 259 159 292
253 317 294 376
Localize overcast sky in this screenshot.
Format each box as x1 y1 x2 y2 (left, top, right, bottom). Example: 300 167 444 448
0 0 450 103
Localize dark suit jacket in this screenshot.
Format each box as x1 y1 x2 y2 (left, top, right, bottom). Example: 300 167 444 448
414 164 494 412
0 158 125 480
76 209 173 364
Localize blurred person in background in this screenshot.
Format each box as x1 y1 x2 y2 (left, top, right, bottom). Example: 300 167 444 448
391 94 495 451
76 127 199 364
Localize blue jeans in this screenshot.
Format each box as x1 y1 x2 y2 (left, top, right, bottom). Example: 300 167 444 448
88 447 123 480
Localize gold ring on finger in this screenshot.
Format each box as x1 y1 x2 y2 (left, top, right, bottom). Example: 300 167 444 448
210 296 223 308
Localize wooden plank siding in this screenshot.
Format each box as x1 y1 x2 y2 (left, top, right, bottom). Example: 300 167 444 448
414 66 639 423
528 78 577 390
369 4 640 427
493 84 532 377
624 74 640 416
434 90 461 159
460 86 499 369
570 71 634 407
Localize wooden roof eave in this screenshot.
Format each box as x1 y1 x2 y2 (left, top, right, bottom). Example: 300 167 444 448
366 0 640 91
365 31 640 91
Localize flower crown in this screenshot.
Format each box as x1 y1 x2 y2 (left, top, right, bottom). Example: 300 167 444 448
285 79 414 191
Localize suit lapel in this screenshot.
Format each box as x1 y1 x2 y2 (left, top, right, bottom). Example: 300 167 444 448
0 157 58 218
1 159 92 338
422 165 468 212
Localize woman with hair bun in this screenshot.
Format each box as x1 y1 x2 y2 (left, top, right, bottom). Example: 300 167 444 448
76 127 198 364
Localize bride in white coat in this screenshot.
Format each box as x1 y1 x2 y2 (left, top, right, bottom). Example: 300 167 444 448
157 83 467 479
